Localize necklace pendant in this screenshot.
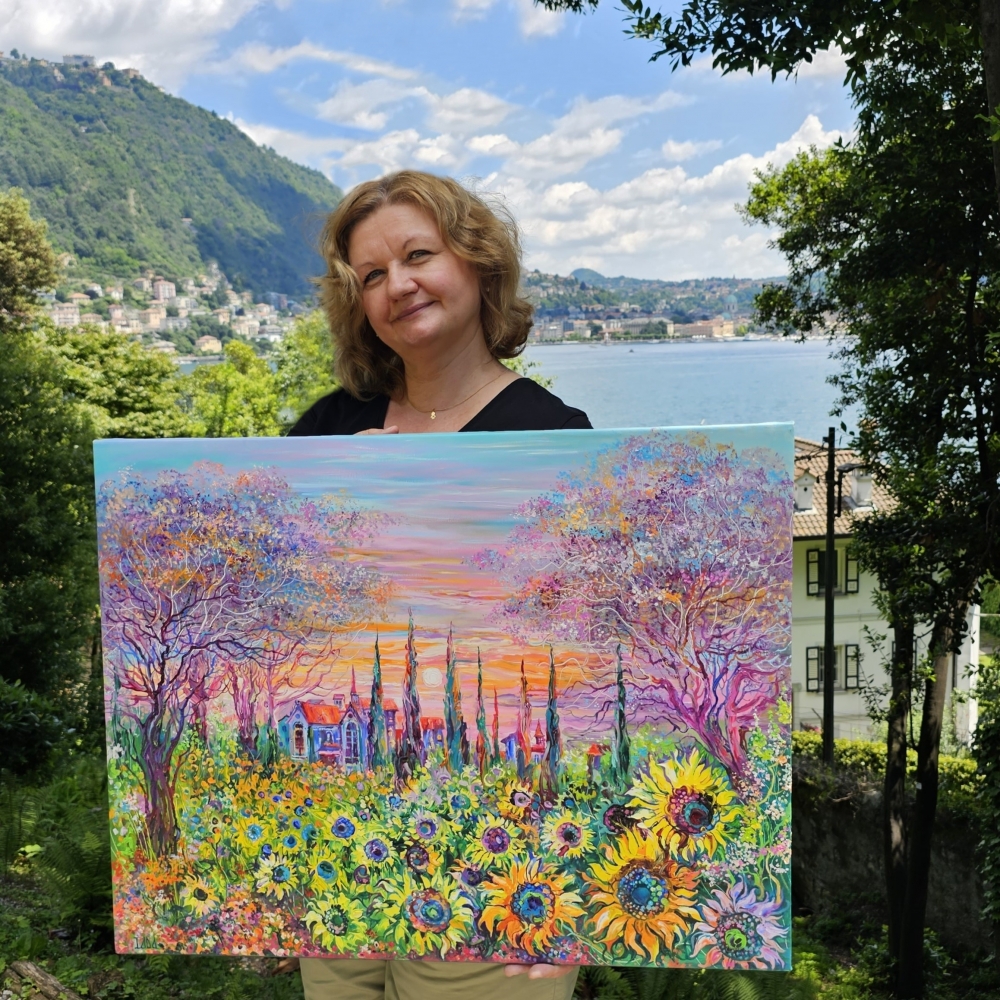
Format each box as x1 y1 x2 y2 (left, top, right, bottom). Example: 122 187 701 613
430 411 436 420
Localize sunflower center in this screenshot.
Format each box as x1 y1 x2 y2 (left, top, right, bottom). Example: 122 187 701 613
616 863 667 918
406 845 431 871
556 822 582 846
406 889 452 933
193 887 209 901
717 913 762 961
511 883 555 926
324 906 348 936
247 824 263 840
365 839 389 862
416 819 437 839
316 860 336 881
481 826 511 854
272 864 291 884
669 787 716 836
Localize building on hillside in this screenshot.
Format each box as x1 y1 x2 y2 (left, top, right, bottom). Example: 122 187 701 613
107 286 123 301
63 54 96 67
212 308 232 325
258 324 284 342
790 437 979 742
68 292 90 306
148 339 177 354
163 316 189 332
86 283 102 298
139 307 165 330
195 335 222 354
152 280 176 301
79 312 106 328
133 278 152 294
50 303 80 327
277 671 399 771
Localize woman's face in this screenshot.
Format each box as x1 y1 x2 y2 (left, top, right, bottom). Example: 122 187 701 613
347 202 483 362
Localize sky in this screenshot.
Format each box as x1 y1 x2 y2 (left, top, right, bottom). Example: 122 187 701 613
3 0 853 279
94 424 792 740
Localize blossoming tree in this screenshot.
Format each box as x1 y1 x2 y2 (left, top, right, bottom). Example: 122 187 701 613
98 462 387 853
477 434 791 776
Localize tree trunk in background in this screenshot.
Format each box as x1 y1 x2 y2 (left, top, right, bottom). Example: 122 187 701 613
897 617 963 998
885 621 913 972
982 0 1000 211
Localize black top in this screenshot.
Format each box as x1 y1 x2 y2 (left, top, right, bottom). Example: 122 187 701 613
288 378 592 435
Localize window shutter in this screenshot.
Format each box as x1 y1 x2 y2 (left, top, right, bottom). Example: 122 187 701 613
845 550 860 594
807 549 820 596
845 644 860 689
806 647 821 692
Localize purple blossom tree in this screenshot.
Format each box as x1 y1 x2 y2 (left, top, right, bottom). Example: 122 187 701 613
98 462 387 853
475 433 792 776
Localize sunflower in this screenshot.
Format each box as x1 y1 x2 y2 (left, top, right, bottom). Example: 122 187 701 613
392 872 476 958
467 816 524 870
235 818 270 854
541 810 593 860
480 858 584 956
305 891 369 953
693 879 787 969
181 875 219 917
403 840 443 877
309 857 345 893
628 747 742 859
585 829 699 961
256 852 295 900
497 779 535 821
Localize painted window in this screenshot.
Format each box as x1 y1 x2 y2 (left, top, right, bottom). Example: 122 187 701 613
293 722 305 757
345 720 360 764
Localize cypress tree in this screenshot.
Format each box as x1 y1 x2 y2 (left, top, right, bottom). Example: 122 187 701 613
444 627 469 771
397 610 424 781
541 646 563 795
475 649 489 775
516 660 532 781
491 687 501 765
611 644 631 790
368 636 389 770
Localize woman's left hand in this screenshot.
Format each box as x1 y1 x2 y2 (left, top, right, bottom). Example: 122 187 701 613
504 964 578 980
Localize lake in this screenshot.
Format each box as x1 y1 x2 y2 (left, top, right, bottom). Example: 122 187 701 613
524 338 851 444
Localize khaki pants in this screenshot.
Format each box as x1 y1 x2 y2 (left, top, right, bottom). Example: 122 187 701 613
299 958 579 1000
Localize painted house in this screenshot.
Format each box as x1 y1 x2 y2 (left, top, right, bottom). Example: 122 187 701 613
790 438 979 742
277 671 397 771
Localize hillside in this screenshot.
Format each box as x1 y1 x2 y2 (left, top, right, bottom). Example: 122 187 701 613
0 57 342 295
551 268 779 322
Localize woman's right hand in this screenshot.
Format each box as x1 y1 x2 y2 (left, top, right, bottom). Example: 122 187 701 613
355 426 400 435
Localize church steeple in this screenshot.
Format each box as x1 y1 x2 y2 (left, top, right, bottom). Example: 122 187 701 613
350 666 360 709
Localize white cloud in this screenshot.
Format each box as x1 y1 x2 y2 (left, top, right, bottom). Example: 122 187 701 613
795 46 848 80
208 41 419 81
515 0 564 37
316 78 422 131
426 88 512 134
503 91 690 179
231 117 348 163
662 138 723 161
0 0 257 89
483 115 845 279
451 0 498 18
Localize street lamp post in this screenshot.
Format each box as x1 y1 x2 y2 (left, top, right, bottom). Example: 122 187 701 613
823 428 836 765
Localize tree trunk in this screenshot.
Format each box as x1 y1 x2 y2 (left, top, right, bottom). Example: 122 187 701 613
885 621 912 970
981 0 1000 211
140 730 179 855
897 618 962 998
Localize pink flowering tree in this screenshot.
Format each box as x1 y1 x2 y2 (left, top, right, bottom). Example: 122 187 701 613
475 434 792 776
98 462 388 853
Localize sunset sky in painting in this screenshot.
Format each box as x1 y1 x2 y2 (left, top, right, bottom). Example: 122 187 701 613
94 424 791 744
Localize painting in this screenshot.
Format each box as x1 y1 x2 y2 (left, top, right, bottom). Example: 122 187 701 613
94 424 793 969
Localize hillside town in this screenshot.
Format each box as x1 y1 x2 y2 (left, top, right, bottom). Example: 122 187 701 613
43 260 305 359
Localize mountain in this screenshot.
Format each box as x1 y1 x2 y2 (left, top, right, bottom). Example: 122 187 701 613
0 57 342 295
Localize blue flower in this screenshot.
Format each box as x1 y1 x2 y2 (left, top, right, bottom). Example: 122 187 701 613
364 838 389 863
331 817 355 839
246 823 264 842
315 860 337 881
261 843 273 858
282 834 299 850
292 819 302 830
304 797 314 807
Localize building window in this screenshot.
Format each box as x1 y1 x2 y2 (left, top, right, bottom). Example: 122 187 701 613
293 723 305 757
845 550 860 594
844 644 860 689
344 721 360 765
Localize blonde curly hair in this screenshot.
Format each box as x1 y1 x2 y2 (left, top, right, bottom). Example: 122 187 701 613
317 170 534 399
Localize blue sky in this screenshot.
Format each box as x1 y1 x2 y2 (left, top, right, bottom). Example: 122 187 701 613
5 0 853 278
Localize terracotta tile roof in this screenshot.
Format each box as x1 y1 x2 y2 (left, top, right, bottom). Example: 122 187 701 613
421 716 445 730
300 702 341 725
793 437 894 539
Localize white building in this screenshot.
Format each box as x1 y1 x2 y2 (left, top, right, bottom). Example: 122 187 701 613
152 280 176 301
790 438 979 743
50 303 80 327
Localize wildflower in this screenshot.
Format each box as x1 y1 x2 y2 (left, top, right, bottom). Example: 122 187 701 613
331 816 356 839
181 876 218 917
305 893 367 951
480 858 583 956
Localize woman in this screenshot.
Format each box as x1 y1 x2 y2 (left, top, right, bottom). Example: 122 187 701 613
289 170 590 999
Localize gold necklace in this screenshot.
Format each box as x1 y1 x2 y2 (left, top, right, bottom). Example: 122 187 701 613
405 370 508 420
